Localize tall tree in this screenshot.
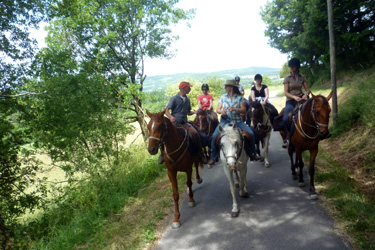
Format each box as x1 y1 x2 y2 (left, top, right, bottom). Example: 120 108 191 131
260 0 375 76
48 0 194 140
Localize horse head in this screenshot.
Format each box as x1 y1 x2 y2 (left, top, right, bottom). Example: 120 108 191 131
195 109 209 132
219 123 243 171
146 109 167 155
311 91 332 139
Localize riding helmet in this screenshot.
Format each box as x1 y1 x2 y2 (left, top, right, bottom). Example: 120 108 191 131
234 76 240 81
254 74 262 80
201 83 209 90
288 58 301 68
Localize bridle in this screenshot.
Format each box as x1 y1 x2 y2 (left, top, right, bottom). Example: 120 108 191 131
148 116 188 164
295 99 329 140
220 131 244 170
197 112 212 136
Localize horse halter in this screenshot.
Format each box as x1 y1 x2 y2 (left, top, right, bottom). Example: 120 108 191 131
148 116 168 147
296 99 329 139
220 132 243 170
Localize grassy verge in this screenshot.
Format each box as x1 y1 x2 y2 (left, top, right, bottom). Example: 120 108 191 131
315 148 375 250
16 146 170 249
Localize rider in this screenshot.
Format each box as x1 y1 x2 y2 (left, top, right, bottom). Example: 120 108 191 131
158 81 207 164
282 58 311 148
234 76 245 96
197 83 213 111
207 79 260 166
250 74 278 124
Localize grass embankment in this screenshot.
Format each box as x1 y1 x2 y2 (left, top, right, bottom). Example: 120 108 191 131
18 146 184 249
311 67 375 250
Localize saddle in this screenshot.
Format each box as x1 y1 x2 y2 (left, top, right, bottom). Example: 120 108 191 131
176 125 201 156
214 127 253 158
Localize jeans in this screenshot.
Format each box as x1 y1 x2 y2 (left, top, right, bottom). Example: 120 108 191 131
282 99 298 129
210 120 256 160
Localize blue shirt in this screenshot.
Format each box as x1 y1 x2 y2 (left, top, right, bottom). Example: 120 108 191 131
219 93 245 124
166 93 191 124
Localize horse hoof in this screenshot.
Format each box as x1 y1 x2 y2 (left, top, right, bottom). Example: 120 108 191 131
231 210 240 218
172 222 181 228
310 194 318 200
197 178 203 184
292 174 298 180
188 201 196 208
235 183 240 188
298 182 306 187
265 163 270 168
240 192 249 198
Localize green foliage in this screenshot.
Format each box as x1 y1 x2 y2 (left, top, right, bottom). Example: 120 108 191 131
280 62 289 79
332 79 375 136
316 152 375 250
14 147 164 249
261 0 375 75
143 90 169 113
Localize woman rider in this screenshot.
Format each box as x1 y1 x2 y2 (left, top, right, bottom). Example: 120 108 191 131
282 58 311 148
208 79 260 165
250 74 279 124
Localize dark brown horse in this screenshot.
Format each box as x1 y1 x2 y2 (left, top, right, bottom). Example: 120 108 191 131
288 92 332 200
146 109 202 228
193 109 219 158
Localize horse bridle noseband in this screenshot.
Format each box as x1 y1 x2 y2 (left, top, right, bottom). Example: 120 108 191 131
220 131 244 170
296 99 329 139
148 116 188 164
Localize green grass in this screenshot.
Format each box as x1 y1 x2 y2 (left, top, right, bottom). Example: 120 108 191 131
316 149 375 250
16 146 165 249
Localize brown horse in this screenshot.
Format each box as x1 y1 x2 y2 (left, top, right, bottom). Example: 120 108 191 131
288 92 332 200
146 109 202 228
193 109 219 158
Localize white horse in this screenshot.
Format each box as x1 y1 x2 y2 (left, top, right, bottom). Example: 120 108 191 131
218 123 249 217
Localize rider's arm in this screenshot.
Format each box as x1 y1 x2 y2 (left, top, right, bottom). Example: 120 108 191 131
197 100 202 109
208 99 213 110
216 102 224 114
164 108 176 122
264 87 270 103
303 81 311 97
251 90 256 102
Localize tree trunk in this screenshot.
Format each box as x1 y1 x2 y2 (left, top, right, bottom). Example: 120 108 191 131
133 96 149 143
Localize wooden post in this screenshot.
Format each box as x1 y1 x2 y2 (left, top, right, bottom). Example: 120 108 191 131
327 0 338 126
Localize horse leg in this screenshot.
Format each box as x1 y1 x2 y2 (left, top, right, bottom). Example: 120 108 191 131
224 166 239 217
167 170 181 228
309 148 319 200
264 131 271 168
288 147 298 180
296 151 305 187
186 167 196 208
194 158 203 184
233 170 240 188
239 165 249 197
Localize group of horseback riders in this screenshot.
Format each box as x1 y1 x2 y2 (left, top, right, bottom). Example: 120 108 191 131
157 58 311 166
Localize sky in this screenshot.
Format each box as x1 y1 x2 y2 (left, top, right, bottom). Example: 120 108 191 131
32 0 287 76
144 0 287 76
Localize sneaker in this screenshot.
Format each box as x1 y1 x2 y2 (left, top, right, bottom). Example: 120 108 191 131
282 140 289 148
208 158 215 165
158 154 164 164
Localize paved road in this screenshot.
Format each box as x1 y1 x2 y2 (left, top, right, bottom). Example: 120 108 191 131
155 131 352 250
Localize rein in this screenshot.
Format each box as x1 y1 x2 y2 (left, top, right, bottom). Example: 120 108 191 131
295 99 329 140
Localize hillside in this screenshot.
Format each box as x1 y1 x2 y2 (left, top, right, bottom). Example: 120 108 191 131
143 66 281 91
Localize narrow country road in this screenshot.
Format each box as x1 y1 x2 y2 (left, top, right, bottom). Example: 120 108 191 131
155 131 352 250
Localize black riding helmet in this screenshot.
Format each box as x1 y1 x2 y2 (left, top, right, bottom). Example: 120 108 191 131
201 83 209 90
234 76 240 81
288 58 301 69
254 74 262 80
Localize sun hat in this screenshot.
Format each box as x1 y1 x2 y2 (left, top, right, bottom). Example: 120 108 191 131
179 81 193 89
224 79 238 88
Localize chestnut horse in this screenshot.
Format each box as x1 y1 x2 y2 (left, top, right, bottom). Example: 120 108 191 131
288 92 332 200
146 109 202 228
193 109 219 158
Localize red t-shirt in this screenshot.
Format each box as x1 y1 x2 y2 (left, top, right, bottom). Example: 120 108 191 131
197 94 213 110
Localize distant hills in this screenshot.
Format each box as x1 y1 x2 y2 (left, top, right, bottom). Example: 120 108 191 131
143 66 281 92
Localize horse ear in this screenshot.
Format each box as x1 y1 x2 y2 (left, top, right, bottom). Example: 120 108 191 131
233 123 237 129
219 124 224 133
146 109 152 118
326 91 333 101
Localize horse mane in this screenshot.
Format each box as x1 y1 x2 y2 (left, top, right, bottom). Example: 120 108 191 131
222 124 242 142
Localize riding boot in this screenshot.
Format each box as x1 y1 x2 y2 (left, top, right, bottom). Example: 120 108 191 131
158 144 164 164
282 128 289 148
